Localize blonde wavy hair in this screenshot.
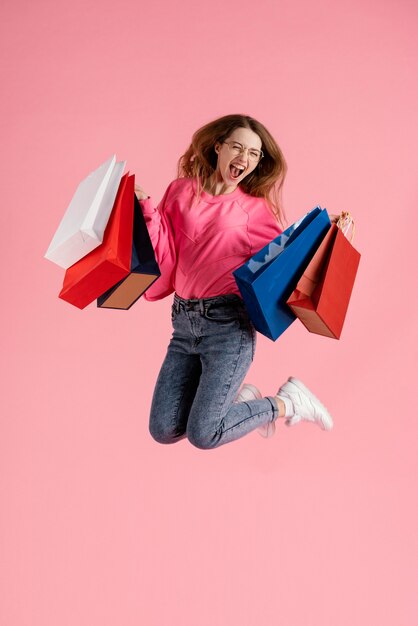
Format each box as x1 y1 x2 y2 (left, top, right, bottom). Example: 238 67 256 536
177 114 287 225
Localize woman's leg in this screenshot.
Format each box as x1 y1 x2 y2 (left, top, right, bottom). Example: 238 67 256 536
185 300 278 449
149 301 202 444
149 295 332 447
149 347 201 444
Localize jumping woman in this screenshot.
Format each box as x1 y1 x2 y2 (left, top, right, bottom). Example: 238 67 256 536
135 114 333 449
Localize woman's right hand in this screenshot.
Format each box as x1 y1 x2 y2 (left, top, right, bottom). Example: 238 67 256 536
134 183 149 201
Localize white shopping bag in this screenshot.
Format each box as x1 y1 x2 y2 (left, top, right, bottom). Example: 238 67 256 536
45 155 126 268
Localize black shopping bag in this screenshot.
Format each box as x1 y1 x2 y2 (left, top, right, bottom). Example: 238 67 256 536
97 195 160 309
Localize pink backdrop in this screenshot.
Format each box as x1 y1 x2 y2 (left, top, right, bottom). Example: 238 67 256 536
1 0 417 624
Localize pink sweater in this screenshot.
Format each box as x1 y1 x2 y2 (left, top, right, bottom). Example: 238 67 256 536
140 177 282 301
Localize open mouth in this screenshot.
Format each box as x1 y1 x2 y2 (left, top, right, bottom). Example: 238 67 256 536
229 164 246 179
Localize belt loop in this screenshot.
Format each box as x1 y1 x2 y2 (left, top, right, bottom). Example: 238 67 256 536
199 299 205 315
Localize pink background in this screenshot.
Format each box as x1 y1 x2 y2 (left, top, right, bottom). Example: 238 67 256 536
1 0 417 624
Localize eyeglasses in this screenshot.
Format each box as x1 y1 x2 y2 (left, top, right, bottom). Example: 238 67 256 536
222 141 264 162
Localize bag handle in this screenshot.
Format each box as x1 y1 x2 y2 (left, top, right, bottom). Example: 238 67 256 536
336 211 355 242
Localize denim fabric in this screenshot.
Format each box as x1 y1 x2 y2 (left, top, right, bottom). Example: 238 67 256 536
149 293 278 449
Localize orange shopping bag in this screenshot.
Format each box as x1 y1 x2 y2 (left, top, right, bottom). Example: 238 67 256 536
286 213 360 339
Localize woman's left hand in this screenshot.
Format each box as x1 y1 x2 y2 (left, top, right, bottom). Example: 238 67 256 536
134 183 149 201
329 213 339 224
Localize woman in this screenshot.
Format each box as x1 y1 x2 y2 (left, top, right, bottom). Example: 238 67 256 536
135 114 333 449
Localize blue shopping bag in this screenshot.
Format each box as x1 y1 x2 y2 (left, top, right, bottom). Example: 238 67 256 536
233 207 331 341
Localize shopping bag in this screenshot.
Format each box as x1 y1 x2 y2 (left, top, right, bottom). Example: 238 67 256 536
45 155 125 268
233 207 331 341
58 173 134 309
287 213 360 339
97 195 160 309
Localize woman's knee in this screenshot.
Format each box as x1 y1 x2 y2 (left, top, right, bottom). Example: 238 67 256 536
149 416 185 445
187 423 220 450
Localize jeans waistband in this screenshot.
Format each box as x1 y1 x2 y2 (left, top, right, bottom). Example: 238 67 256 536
173 293 244 313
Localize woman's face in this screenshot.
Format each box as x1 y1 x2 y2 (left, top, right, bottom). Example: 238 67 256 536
214 127 263 189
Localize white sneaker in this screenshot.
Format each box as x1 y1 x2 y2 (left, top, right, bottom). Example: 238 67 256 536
277 377 333 431
235 384 276 438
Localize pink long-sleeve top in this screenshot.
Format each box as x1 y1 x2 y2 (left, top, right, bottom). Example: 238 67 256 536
140 177 283 301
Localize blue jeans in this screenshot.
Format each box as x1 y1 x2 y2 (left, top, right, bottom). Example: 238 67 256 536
149 293 278 449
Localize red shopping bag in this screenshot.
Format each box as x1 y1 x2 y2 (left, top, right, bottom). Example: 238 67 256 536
96 195 161 309
286 214 360 339
59 173 134 309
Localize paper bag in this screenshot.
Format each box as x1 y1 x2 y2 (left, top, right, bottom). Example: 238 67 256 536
233 207 331 340
287 218 361 339
97 195 160 309
45 155 125 268
58 173 134 309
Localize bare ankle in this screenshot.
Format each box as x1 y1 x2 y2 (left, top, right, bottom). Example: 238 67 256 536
274 396 286 418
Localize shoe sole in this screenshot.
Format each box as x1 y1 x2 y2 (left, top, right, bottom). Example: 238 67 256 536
235 384 276 438
258 420 276 438
285 377 333 431
237 383 262 402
